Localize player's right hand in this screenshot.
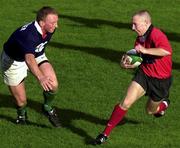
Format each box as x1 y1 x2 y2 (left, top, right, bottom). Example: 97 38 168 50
121 54 130 67
120 54 136 69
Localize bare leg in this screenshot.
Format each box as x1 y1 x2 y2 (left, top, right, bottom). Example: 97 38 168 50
8 81 27 124
94 81 146 145
8 81 27 107
39 62 61 127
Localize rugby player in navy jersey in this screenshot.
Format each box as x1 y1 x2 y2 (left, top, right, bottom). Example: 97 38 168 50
1 6 61 127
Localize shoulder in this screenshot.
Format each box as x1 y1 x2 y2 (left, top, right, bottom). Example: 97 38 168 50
19 22 34 32
151 27 166 36
19 22 37 34
18 22 39 40
150 27 168 40
150 27 172 50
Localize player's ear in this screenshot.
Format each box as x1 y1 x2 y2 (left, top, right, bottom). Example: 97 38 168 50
39 20 45 27
144 18 151 26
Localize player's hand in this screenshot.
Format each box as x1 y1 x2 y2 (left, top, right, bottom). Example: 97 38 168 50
120 54 135 69
38 76 53 91
135 44 147 54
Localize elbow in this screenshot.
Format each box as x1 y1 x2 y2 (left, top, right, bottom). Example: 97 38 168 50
25 54 35 65
164 50 171 56
161 48 171 56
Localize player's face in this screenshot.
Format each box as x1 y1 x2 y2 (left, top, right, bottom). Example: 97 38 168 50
42 14 59 33
132 15 147 36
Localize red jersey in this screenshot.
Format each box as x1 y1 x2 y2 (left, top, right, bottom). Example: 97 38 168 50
135 27 172 79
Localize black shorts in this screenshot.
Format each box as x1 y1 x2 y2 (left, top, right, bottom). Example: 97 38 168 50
132 69 172 102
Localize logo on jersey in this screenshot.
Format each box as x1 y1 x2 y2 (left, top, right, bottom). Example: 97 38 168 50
35 41 48 53
20 22 32 31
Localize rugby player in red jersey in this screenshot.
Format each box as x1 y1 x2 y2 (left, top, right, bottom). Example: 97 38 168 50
93 10 173 145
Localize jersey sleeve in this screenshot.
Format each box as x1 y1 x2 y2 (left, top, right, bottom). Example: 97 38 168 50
152 29 172 53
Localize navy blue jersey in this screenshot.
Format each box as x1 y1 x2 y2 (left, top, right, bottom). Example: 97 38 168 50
3 21 53 61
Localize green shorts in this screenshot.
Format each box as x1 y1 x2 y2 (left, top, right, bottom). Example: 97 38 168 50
132 69 172 102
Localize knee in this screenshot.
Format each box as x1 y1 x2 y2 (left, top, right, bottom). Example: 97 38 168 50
120 99 132 110
51 80 59 92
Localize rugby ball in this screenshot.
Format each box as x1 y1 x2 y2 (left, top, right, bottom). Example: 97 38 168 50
126 49 143 67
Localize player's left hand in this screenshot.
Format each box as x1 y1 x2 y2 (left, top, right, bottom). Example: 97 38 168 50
135 44 147 54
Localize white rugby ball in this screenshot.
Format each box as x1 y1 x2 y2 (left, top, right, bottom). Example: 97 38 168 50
126 54 143 67
126 49 143 67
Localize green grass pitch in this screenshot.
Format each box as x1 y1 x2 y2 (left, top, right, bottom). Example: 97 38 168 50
0 0 180 147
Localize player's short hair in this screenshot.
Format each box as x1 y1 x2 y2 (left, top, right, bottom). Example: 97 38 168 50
133 10 152 23
36 6 58 23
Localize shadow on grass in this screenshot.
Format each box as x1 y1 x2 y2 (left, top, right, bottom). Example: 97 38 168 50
0 114 51 129
32 11 131 29
48 41 180 71
59 14 131 29
33 11 180 43
0 93 140 144
48 41 124 63
59 14 180 43
173 62 180 71
0 94 51 128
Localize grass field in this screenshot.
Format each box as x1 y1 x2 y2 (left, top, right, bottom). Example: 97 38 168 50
0 0 180 147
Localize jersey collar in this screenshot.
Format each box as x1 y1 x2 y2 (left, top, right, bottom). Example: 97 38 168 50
34 21 43 35
138 24 153 43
